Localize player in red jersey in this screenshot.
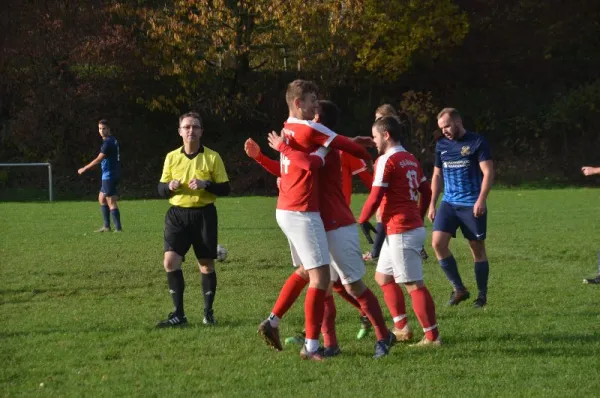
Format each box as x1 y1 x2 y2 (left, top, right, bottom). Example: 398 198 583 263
359 116 441 346
363 104 429 262
249 80 376 360
246 98 395 358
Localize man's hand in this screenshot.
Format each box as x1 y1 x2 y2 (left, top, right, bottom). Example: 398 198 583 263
360 221 377 244
244 138 261 159
352 136 375 147
188 179 209 190
169 180 181 191
582 166 599 176
427 205 436 223
268 130 285 152
473 199 486 218
77 167 86 175
276 177 281 190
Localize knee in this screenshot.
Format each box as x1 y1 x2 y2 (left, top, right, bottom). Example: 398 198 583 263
375 272 391 286
431 235 449 253
469 242 487 261
295 267 309 280
163 256 181 272
199 260 215 274
346 280 366 297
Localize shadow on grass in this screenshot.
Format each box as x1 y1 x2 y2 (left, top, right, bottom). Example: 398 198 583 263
451 332 600 357
0 282 159 304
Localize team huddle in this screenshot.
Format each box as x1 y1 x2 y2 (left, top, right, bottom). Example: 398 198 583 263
240 80 494 360
78 78 513 360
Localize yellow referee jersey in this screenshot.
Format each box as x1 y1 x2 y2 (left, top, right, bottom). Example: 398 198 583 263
160 146 229 208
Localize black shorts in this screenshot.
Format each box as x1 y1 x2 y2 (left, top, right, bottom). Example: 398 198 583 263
164 204 218 259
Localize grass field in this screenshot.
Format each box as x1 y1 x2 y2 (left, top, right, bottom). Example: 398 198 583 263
1 189 600 397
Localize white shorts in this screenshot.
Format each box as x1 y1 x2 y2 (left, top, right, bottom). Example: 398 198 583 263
327 224 366 285
376 227 426 284
276 209 330 270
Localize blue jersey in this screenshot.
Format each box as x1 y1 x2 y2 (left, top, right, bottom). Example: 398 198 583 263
434 131 491 206
100 136 120 180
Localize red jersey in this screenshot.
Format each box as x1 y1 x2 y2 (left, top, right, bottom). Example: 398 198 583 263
340 152 371 205
274 118 337 212
276 117 372 212
319 149 356 231
372 146 427 235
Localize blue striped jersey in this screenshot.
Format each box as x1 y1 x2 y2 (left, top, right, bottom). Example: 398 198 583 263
434 131 491 206
100 136 120 180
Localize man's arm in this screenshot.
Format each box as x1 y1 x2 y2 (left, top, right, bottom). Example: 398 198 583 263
329 135 372 162
418 180 432 220
356 169 373 190
244 138 281 177
158 182 173 198
477 160 495 202
429 167 443 208
582 166 600 176
78 153 105 174
205 181 231 196
358 186 386 224
428 167 443 222
269 130 326 171
473 160 494 217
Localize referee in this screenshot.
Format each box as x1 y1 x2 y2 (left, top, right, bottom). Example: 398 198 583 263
156 112 230 327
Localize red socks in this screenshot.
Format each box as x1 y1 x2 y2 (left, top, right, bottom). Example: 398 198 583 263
271 272 308 318
332 279 365 316
410 286 439 341
381 281 408 329
356 288 389 341
305 287 326 340
321 295 337 347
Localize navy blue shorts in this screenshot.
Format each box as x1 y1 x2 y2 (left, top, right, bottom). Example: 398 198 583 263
433 201 487 241
100 178 119 197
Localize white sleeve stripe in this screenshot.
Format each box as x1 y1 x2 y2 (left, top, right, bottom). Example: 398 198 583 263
373 182 389 187
351 166 367 175
420 176 427 182
311 147 330 164
373 152 393 185
322 135 336 147
287 117 337 147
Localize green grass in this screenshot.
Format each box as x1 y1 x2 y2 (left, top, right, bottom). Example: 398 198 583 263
1 189 600 397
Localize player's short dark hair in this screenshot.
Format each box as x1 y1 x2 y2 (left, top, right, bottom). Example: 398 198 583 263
179 112 202 128
375 104 398 119
437 107 461 120
98 119 110 128
317 100 340 130
286 79 319 109
373 116 405 143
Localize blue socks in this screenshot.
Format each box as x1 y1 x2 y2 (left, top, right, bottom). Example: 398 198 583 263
100 205 110 228
474 261 489 298
439 255 465 291
110 208 122 231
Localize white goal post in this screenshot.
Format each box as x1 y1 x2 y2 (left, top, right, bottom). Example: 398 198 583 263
0 163 54 201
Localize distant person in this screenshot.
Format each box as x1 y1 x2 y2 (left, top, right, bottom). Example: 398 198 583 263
78 119 122 232
428 108 494 308
155 112 230 327
581 165 600 284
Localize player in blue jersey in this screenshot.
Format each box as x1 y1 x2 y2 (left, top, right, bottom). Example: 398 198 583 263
428 108 494 308
581 165 600 284
78 119 123 232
